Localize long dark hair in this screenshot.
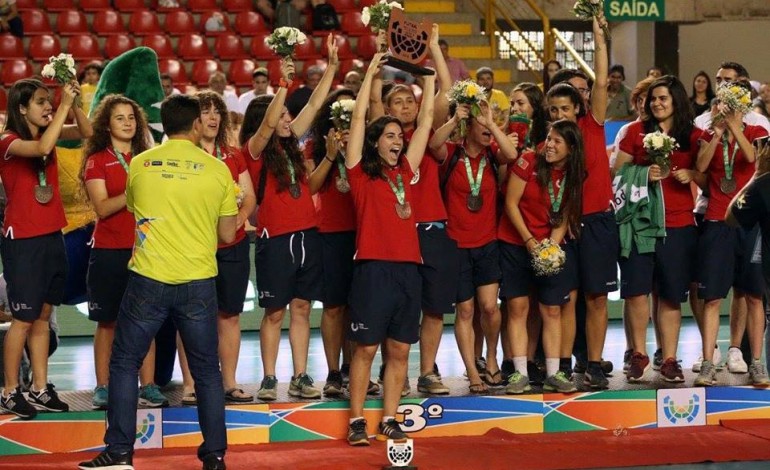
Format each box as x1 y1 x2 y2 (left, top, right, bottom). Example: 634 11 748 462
643 75 694 151
542 59 562 93
511 82 547 148
240 95 305 190
310 88 356 168
535 120 585 235
362 115 403 179
689 70 716 103
3 79 49 140
197 90 231 151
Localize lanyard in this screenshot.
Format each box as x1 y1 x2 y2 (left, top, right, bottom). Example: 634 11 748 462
722 132 740 180
548 175 565 213
385 171 405 205
37 158 47 186
462 149 486 196
112 147 130 171
337 157 347 180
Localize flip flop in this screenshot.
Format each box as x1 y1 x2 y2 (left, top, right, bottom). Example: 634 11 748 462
484 370 504 386
469 382 488 394
181 391 197 406
225 387 254 403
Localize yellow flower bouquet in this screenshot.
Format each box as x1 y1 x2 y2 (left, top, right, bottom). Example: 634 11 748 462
531 238 566 276
447 79 486 138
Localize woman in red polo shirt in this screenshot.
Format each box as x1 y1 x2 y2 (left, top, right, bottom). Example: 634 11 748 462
239 37 339 401
343 53 435 446
0 79 92 419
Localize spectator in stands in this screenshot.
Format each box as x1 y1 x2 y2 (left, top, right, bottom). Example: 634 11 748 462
79 62 104 116
475 66 511 128
238 67 270 115
160 74 180 98
433 39 469 83
204 12 227 33
311 0 340 31
753 82 770 119
208 71 239 113
606 64 635 121
286 65 323 118
256 0 276 23
0 0 22 38
343 71 362 96
647 66 664 79
690 70 716 118
541 59 562 93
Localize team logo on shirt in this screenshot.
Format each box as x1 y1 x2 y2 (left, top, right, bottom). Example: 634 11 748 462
135 218 156 247
410 169 420 185
516 157 528 170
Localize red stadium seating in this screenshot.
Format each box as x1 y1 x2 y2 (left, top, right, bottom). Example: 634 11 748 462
141 34 175 59
234 11 269 36
199 11 231 35
358 0 378 7
228 59 257 86
356 34 378 60
177 34 212 60
2 60 34 86
67 34 104 61
104 34 137 59
340 12 369 36
128 10 162 35
80 0 112 11
56 11 90 36
188 0 219 12
28 34 63 61
329 0 356 13
293 37 320 60
250 34 274 60
114 0 147 11
43 0 75 11
15 0 39 10
0 88 7 112
93 10 127 36
164 10 197 36
21 9 53 36
158 58 188 85
222 0 252 11
0 34 25 61
214 34 247 60
323 34 354 59
337 58 364 79
191 59 221 86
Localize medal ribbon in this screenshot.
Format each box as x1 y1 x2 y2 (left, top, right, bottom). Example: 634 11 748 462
37 158 47 187
199 143 223 161
336 156 347 181
112 147 130 172
462 149 486 197
548 176 565 213
385 171 406 205
283 147 297 186
722 132 740 181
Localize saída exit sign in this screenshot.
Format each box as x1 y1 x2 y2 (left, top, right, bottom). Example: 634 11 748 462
605 0 665 21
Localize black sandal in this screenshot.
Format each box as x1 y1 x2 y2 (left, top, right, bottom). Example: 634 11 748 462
225 388 254 403
484 370 504 386
469 382 488 394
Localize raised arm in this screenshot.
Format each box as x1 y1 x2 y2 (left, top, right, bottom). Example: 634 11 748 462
368 31 387 122
247 59 293 158
428 24 451 129
7 82 78 158
291 34 339 136
309 128 341 193
346 52 388 169
589 15 609 123
405 73 436 171
476 103 518 164
60 82 94 140
428 105 468 162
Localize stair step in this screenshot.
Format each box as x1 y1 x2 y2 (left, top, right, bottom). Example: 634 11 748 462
434 22 473 35
451 45 493 59
404 0 456 13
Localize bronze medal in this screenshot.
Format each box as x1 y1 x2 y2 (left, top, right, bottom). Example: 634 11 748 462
395 202 412 219
289 183 301 199
335 176 350 193
34 185 53 204
466 194 483 212
549 211 563 227
720 176 737 194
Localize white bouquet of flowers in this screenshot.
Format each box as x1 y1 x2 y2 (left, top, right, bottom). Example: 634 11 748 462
330 99 355 131
447 79 486 137
531 239 566 277
265 27 308 57
573 0 611 40
362 0 403 33
41 53 77 85
712 82 753 127
642 131 678 173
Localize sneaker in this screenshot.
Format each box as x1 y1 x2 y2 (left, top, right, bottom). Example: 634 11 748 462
376 419 407 441
696 346 723 372
626 353 650 383
201 454 226 470
77 450 133 469
138 384 169 408
366 380 380 395
433 363 441 378
573 361 587 374
623 349 633 372
749 360 770 387
401 377 411 397
28 383 69 412
543 371 577 393
323 370 344 397
694 360 717 387
340 363 350 387
660 357 685 383
289 373 321 399
257 375 278 401
92 385 108 410
652 349 663 371
584 367 609 389
347 418 370 446
475 357 487 376
527 360 545 386
600 359 614 375
0 387 37 419
692 355 704 373
727 347 748 374
417 373 450 395
505 371 531 394
501 359 515 383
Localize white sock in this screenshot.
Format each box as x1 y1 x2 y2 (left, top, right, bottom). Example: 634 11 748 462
546 358 560 377
382 415 395 424
350 416 364 424
513 357 528 375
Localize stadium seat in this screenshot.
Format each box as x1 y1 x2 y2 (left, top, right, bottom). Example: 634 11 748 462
329 0 356 13
164 10 197 36
158 58 188 86
191 59 221 86
21 9 53 36
222 0 252 12
128 10 162 35
323 34 354 59
2 60 34 86
114 0 147 11
43 0 75 11
293 37 320 60
177 34 212 60
15 0 39 10
234 11 269 36
266 59 283 86
153 0 183 11
214 34 247 60
141 34 175 59
337 58 363 79
56 11 90 36
0 88 7 112
358 0 378 7
28 34 63 61
67 34 104 61
93 10 127 36
228 59 257 87
80 0 111 11
199 11 231 35
340 12 369 36
250 34 274 60
188 0 219 12
0 34 25 61
104 34 137 59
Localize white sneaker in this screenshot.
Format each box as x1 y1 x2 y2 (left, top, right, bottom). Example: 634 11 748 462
692 356 704 372
713 345 723 369
726 347 748 374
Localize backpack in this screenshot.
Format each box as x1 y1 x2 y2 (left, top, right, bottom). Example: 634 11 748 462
312 3 340 30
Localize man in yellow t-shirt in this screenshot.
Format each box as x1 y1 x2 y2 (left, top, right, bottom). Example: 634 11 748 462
80 95 237 470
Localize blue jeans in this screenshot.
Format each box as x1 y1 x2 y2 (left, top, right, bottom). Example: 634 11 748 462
105 273 226 461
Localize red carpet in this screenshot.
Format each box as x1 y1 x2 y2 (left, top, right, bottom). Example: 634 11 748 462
3 423 770 469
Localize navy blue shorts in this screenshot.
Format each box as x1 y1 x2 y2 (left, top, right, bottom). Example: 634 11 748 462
216 236 251 314
63 222 93 305
499 241 575 306
457 240 501 303
577 211 619 294
619 225 697 303
417 222 460 314
697 221 765 300
320 231 356 307
1 232 67 321
255 228 323 309
348 261 422 345
87 248 131 322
